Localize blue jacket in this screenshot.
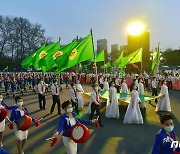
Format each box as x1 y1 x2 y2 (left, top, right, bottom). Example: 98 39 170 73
152 129 180 154
1 100 15 110
57 112 92 137
10 106 35 123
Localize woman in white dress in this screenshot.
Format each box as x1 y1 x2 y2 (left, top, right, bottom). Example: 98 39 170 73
123 83 143 124
103 78 109 91
138 78 146 108
105 81 120 119
156 80 171 112
76 80 85 110
120 78 128 94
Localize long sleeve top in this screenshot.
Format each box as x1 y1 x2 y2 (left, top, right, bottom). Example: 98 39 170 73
152 129 180 154
57 112 92 137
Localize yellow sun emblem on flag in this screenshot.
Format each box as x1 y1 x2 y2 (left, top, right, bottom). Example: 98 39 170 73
53 51 63 59
69 49 77 60
39 51 47 59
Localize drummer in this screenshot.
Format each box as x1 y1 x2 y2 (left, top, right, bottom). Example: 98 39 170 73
9 96 35 154
53 100 96 154
0 93 14 147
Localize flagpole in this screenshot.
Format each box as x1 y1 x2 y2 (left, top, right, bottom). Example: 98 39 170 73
141 48 143 74
104 57 106 74
90 29 98 83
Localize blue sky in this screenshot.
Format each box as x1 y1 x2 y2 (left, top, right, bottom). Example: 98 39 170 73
1 0 180 51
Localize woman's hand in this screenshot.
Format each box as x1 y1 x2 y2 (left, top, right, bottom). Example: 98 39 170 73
91 119 97 124
53 132 59 138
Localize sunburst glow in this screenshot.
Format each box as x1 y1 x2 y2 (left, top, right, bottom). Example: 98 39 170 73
127 21 145 36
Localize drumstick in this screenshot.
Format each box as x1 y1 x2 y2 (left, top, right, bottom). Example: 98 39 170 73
6 116 12 123
96 116 99 120
46 137 55 141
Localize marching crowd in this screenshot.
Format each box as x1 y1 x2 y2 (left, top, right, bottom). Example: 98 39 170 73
0 69 180 154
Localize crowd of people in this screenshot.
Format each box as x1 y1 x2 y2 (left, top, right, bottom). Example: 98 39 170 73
0 69 180 154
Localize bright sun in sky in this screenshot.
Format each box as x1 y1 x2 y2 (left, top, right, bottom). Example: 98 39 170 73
127 21 146 36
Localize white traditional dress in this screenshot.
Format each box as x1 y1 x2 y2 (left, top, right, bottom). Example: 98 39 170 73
123 90 143 124
121 82 128 94
138 82 146 108
155 84 171 112
105 87 119 119
103 81 109 91
76 83 84 109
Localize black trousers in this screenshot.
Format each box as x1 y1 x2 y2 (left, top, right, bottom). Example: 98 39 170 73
71 99 79 114
89 102 102 125
51 95 61 114
152 88 158 103
38 93 46 110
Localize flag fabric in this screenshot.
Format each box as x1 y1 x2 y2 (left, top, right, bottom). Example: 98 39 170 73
21 45 45 69
95 50 104 62
3 66 8 72
101 61 111 69
32 42 57 70
129 48 142 64
38 41 60 72
54 34 94 74
54 40 78 67
118 48 142 68
150 48 160 75
113 51 123 66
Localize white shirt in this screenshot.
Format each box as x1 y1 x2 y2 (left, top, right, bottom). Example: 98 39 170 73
70 88 77 102
51 84 59 95
38 83 47 94
152 80 157 88
90 90 99 105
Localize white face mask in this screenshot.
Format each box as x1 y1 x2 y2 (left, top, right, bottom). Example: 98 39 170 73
67 107 73 113
164 125 174 132
17 101 23 107
0 98 2 102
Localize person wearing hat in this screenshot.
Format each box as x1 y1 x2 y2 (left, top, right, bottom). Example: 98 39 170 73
89 83 104 127
53 100 96 154
152 114 180 153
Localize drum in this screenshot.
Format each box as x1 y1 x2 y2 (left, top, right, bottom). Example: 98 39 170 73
0 108 8 122
70 123 90 143
17 115 32 131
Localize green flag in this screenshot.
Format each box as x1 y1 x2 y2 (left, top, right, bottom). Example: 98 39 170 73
101 61 111 69
21 45 45 69
129 48 142 64
95 50 104 62
118 48 142 68
150 47 159 75
32 42 57 70
3 66 8 72
54 40 78 67
113 51 123 66
54 34 94 74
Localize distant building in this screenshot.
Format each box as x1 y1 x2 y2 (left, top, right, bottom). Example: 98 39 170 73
111 44 119 52
97 39 108 52
127 29 151 72
97 39 108 62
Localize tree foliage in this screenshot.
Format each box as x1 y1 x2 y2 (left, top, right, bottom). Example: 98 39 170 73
0 15 51 70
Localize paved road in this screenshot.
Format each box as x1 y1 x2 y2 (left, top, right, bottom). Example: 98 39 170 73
1 85 180 154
